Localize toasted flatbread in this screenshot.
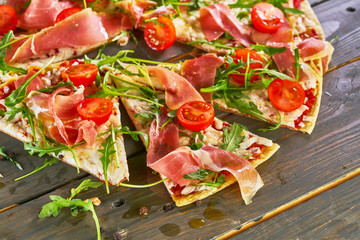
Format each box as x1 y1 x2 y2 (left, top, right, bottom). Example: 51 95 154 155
0 62 128 185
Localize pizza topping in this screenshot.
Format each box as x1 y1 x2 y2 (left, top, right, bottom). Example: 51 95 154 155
297 37 326 58
0 5 18 34
55 7 82 23
147 66 204 110
181 54 224 102
8 9 133 63
75 120 98 146
144 16 176 51
77 98 113 125
14 70 45 94
177 101 215 132
268 78 305 112
271 44 298 80
62 64 98 87
229 48 263 85
147 112 179 165
199 3 253 47
16 0 75 30
251 2 285 33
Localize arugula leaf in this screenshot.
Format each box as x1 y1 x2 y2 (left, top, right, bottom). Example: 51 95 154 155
69 179 103 200
222 123 245 152
5 107 22 121
15 158 59 181
21 104 37 142
258 69 293 80
98 130 116 194
116 126 149 150
24 142 68 157
0 146 23 170
251 44 287 56
268 0 304 20
258 106 282 132
39 179 102 240
134 112 155 119
5 56 55 108
199 174 226 187
186 39 235 50
293 48 300 81
183 169 214 180
37 81 77 93
229 0 261 9
0 31 28 74
283 7 304 15
189 142 203 150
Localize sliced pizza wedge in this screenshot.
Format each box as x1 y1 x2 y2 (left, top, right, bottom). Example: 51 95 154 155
110 62 279 206
0 59 132 190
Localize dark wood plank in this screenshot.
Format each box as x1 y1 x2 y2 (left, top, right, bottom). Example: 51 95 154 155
235 174 360 240
0 59 359 239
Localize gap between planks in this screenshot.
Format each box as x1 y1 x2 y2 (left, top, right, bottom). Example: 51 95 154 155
215 166 360 240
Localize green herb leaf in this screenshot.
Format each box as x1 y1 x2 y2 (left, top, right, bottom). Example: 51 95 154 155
98 130 116 194
257 104 282 132
69 179 103 200
37 81 77 93
293 48 300 81
24 142 68 157
199 174 226 187
15 158 59 181
251 44 287 56
222 123 245 152
183 169 214 180
186 39 235 50
189 142 203 150
258 69 293 80
0 31 28 74
5 56 55 108
229 0 261 9
0 146 23 170
283 7 304 15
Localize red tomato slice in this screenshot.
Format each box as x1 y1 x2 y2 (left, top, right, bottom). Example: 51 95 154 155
177 101 215 132
0 5 17 34
55 7 82 23
268 78 305 112
144 16 176 51
61 64 98 87
77 98 113 125
229 48 263 85
251 2 285 33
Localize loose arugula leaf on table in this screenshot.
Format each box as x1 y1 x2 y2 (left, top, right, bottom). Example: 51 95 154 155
0 31 28 74
5 56 55 108
15 158 59 181
39 179 103 240
222 123 245 152
251 44 287 56
0 146 23 170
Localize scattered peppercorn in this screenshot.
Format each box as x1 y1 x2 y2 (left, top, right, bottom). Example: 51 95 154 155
139 206 149 215
113 199 126 207
113 230 127 240
163 203 175 212
100 227 105 233
58 154 64 159
0 155 4 161
9 152 15 159
195 200 202 207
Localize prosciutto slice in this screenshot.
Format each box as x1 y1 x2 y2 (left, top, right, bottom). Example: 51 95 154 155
147 66 204 110
8 9 133 62
199 3 253 47
14 70 45 94
14 0 75 30
181 54 224 102
297 37 326 58
147 113 179 165
149 146 263 205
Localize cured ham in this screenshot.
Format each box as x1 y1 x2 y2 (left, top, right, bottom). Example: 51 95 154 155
199 3 253 47
7 9 133 62
147 66 204 110
119 0 157 28
297 37 326 58
181 54 224 102
149 145 263 204
13 0 75 30
14 70 45 94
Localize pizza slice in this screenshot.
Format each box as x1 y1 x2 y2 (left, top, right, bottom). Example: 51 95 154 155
109 60 279 206
3 1 133 65
0 57 139 191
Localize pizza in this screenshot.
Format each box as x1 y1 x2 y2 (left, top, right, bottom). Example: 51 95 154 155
0 0 333 206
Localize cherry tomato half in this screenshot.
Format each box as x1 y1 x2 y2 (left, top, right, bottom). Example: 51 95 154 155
229 49 263 85
77 98 113 125
177 101 215 132
268 78 305 112
251 2 285 33
144 16 176 51
55 7 82 23
0 5 17 34
61 64 98 87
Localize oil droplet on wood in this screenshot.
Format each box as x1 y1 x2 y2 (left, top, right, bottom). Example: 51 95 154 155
204 207 224 220
159 223 180 237
0 182 4 188
189 218 206 228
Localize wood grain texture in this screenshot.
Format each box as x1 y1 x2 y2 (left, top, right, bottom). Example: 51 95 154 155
234 174 360 240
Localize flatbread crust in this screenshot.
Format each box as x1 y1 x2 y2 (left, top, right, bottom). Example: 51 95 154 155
0 65 129 185
113 67 280 207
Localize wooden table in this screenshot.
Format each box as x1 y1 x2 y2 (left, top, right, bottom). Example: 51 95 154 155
1 0 359 239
